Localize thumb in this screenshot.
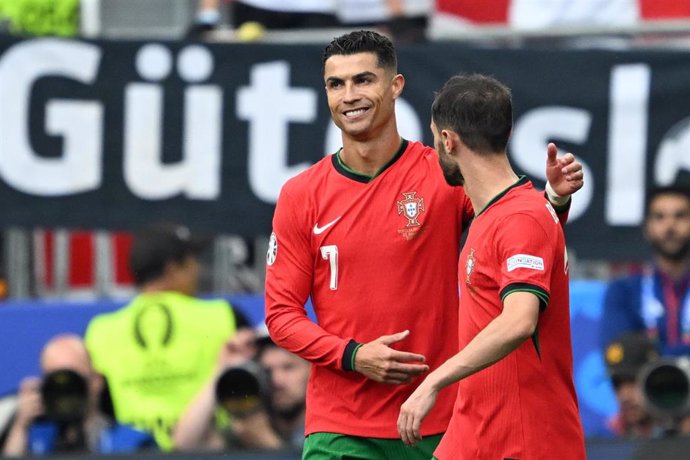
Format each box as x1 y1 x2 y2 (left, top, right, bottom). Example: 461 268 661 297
546 142 558 166
379 330 410 346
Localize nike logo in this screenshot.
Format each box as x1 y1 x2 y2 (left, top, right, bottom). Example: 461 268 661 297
313 217 341 235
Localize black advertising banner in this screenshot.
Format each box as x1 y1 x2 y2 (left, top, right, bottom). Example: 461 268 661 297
0 37 688 260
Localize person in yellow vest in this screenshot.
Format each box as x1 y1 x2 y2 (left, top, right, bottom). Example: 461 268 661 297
0 0 79 37
84 223 245 451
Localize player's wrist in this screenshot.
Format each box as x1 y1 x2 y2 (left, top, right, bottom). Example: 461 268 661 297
544 182 570 208
342 339 363 371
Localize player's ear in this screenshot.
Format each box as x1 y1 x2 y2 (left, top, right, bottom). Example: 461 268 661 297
391 73 405 99
441 129 460 157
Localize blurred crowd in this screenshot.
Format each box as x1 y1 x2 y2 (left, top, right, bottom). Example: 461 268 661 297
0 224 311 456
0 0 689 44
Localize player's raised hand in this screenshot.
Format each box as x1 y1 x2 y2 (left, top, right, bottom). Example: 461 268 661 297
545 142 584 197
354 330 429 384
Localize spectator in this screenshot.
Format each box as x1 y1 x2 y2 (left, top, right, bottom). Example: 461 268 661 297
172 330 310 452
601 186 690 357
1 334 154 456
256 336 310 448
171 326 284 452
603 332 662 438
187 0 338 39
84 223 246 450
335 0 433 43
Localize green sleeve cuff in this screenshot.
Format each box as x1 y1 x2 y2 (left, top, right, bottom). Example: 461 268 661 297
500 282 549 311
342 340 363 371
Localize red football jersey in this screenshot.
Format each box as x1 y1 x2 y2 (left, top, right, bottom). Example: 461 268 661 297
435 178 585 460
265 140 473 438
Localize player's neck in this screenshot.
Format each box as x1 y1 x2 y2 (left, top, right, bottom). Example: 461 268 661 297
339 127 402 177
462 154 520 214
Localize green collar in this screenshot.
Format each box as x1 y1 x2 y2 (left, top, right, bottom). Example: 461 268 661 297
332 138 408 184
475 175 529 217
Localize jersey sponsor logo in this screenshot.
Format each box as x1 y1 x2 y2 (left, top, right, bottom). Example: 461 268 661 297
266 232 278 265
507 254 544 272
313 216 341 235
465 248 476 285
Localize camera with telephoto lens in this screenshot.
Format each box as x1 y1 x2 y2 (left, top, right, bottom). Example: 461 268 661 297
639 357 690 421
606 333 690 433
41 369 89 423
39 369 89 451
214 362 265 418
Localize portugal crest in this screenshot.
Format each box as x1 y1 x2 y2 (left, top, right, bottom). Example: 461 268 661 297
397 192 425 227
465 248 476 285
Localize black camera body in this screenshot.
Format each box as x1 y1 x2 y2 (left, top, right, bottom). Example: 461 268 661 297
41 369 89 424
214 363 266 418
38 369 90 452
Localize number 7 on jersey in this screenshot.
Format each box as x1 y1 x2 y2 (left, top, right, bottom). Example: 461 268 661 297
320 245 338 290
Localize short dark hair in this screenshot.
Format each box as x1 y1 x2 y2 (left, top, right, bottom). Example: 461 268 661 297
645 185 690 219
322 30 397 73
129 223 205 286
431 73 513 154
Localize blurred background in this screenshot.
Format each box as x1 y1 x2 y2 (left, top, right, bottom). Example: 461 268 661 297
1 0 690 458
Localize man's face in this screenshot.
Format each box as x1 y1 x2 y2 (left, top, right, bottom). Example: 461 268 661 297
645 194 690 261
324 52 401 141
431 122 463 186
260 347 310 416
614 380 649 427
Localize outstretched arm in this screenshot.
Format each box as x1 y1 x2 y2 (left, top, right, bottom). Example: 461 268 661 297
172 330 256 451
397 292 539 446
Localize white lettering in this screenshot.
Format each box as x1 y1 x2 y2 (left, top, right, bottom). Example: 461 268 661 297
124 45 222 200
0 39 102 195
655 117 690 186
606 64 650 225
507 254 544 272
237 61 315 203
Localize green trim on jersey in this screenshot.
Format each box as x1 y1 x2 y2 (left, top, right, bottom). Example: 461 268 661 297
351 343 363 371
475 175 528 217
532 326 542 359
303 432 443 460
333 138 408 183
500 282 550 311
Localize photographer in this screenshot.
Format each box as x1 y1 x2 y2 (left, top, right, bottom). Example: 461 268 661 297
257 336 310 448
604 332 663 438
172 327 285 451
1 334 154 456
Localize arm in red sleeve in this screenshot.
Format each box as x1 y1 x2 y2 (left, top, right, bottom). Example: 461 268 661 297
264 185 357 371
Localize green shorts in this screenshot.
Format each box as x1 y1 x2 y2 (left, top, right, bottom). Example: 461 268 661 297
302 432 442 460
